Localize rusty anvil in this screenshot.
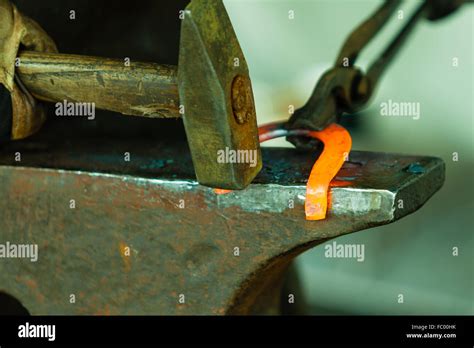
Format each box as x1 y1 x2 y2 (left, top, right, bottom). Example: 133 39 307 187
0 0 449 315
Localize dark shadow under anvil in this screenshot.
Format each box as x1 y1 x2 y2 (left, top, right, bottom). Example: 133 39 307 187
0 115 444 315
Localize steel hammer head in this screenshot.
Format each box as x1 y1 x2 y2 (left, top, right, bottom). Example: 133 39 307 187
178 0 262 190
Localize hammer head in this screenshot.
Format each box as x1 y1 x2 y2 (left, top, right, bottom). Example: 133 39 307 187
178 0 262 190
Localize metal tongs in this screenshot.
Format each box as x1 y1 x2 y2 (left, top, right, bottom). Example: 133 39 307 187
286 0 468 149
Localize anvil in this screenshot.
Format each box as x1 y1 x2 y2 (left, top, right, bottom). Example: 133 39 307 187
0 118 445 314
0 0 456 315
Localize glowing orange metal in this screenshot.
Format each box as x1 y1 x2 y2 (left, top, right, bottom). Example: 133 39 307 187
258 121 352 220
305 124 352 220
214 188 233 195
215 121 352 221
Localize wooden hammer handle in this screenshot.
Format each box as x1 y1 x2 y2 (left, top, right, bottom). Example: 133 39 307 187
16 51 181 118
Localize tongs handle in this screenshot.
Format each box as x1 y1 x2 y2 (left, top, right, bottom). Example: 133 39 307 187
287 0 468 139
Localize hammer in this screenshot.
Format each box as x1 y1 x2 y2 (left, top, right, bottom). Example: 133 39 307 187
14 0 262 190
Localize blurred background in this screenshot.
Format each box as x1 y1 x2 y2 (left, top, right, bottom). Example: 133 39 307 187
225 0 473 314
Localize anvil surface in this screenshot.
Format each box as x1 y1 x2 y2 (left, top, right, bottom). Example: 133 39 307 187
0 121 445 314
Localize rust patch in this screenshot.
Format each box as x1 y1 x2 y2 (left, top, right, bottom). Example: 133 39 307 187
119 241 131 272
231 75 254 125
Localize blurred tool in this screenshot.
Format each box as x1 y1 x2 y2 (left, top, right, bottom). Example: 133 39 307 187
286 0 469 149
